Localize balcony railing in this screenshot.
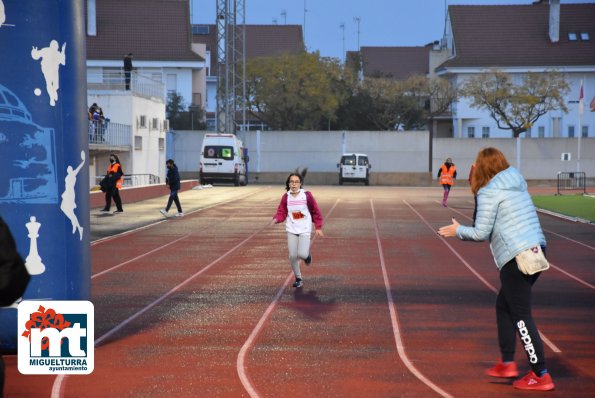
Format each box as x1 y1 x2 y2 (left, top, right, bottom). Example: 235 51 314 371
95 174 160 187
88 120 131 147
87 70 166 102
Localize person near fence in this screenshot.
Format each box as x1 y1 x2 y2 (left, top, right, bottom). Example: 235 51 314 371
437 157 457 207
160 159 184 217
101 154 124 214
1 216 31 398
88 103 106 142
271 169 324 288
437 147 554 391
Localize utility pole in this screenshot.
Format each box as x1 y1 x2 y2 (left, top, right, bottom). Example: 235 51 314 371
281 9 287 24
303 0 308 47
353 16 361 51
340 22 345 63
215 0 246 135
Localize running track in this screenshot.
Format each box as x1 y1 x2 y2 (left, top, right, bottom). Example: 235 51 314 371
5 186 595 397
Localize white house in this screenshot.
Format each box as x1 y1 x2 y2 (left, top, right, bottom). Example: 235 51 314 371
434 0 595 139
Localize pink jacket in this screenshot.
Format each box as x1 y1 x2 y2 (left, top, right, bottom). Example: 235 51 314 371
273 191 324 230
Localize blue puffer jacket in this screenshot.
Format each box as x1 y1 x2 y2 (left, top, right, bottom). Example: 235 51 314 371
456 167 546 270
166 165 181 191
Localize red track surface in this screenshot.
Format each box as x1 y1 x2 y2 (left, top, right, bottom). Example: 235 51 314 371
5 187 595 397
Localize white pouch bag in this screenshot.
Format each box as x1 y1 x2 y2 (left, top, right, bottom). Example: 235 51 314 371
515 246 550 275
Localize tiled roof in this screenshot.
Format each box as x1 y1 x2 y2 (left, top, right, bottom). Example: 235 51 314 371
358 46 431 80
441 3 595 69
87 0 203 62
192 24 304 73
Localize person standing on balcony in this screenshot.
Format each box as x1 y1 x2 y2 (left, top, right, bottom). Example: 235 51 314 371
160 159 184 217
123 52 133 90
101 154 124 214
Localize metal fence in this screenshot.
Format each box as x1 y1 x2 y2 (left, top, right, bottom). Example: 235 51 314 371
88 120 132 146
557 172 587 195
95 174 160 188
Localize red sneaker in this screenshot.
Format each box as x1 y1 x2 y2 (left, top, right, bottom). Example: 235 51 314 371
513 371 555 391
485 360 519 378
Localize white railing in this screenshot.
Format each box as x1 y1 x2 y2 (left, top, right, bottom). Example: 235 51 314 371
86 70 166 102
88 120 131 147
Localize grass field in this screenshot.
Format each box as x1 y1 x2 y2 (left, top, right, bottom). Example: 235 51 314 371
532 195 595 222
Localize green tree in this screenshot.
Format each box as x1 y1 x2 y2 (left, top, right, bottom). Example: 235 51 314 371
245 52 346 130
166 92 206 130
459 69 569 137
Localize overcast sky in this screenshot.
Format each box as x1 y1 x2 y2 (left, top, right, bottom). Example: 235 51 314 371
191 0 594 61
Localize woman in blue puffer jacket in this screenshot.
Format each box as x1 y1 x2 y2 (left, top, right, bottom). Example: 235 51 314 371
438 147 554 392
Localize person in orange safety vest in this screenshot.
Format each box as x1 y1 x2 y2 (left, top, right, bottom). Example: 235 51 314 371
437 157 457 207
100 154 124 213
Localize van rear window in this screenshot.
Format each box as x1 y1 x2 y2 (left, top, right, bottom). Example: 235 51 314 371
341 155 356 165
204 146 234 160
358 157 368 166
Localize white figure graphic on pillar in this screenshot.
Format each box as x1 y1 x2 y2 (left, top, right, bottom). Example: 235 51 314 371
61 150 85 240
0 1 6 28
31 40 66 106
25 216 45 275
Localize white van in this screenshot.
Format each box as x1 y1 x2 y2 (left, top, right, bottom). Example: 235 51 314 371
337 153 371 185
199 134 248 186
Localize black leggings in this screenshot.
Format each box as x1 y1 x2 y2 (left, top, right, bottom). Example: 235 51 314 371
497 259 545 374
104 187 123 211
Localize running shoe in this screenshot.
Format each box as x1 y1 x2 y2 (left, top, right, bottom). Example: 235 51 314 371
305 254 312 266
99 209 110 213
513 371 555 391
292 278 303 288
175 212 184 217
159 209 168 216
485 360 518 378
113 210 124 213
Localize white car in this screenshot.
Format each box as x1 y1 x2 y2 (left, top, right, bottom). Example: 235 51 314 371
337 153 371 185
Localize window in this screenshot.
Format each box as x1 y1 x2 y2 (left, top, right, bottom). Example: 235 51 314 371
163 119 170 131
582 125 589 137
525 127 531 138
482 127 489 138
159 138 165 151
568 125 575 138
134 135 142 150
538 126 545 138
152 118 159 130
552 118 561 137
204 145 234 160
166 74 177 95
340 155 356 166
467 126 475 138
580 32 590 41
358 156 368 166
568 32 578 41
139 115 147 128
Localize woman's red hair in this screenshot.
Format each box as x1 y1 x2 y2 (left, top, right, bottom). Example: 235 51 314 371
471 147 510 195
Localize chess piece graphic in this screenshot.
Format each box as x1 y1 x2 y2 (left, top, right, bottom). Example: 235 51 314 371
61 150 85 240
25 216 45 275
31 39 66 106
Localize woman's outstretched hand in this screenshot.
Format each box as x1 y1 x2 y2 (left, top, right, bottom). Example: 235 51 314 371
438 218 460 238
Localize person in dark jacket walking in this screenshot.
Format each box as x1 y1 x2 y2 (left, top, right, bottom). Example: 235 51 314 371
160 159 184 217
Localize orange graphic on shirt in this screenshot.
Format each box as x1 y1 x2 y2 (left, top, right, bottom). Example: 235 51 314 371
291 211 305 220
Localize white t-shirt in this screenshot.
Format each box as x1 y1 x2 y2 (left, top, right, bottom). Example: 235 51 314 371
285 189 312 235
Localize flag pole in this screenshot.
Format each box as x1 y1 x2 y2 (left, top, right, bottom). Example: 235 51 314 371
577 80 583 173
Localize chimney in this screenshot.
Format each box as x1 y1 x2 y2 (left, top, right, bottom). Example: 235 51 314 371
549 0 560 43
87 0 97 36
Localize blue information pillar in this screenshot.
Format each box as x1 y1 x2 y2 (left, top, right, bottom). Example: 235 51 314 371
0 0 90 351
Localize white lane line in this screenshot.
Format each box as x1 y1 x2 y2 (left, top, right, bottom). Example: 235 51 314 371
52 221 270 398
445 202 595 291
91 187 271 246
404 200 562 354
236 199 340 398
92 233 191 278
371 199 454 398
